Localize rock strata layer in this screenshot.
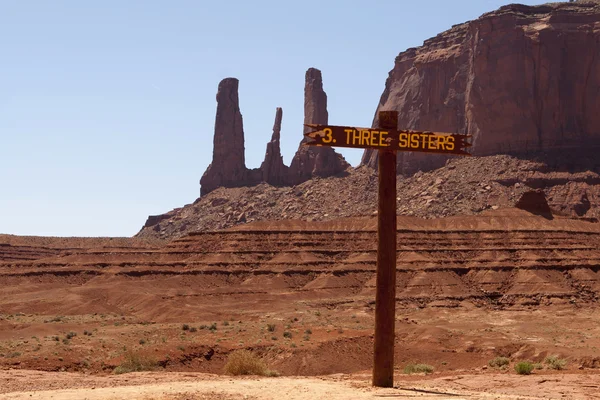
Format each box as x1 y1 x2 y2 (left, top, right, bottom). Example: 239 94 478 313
362 2 600 175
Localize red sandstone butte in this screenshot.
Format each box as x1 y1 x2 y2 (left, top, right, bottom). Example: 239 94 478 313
361 2 600 175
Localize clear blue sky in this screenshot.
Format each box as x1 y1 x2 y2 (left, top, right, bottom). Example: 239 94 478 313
0 0 546 237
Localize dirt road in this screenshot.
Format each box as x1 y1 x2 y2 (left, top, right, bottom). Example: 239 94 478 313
1 370 599 400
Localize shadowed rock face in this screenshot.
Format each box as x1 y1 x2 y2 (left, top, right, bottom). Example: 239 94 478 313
515 190 553 220
361 2 600 175
289 68 349 184
200 69 350 196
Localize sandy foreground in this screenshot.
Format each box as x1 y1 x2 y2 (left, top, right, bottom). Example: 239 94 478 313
1 370 599 400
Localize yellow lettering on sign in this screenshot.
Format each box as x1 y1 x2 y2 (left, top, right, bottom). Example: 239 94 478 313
436 135 445 150
322 128 333 143
410 134 419 148
398 133 408 148
420 133 428 148
361 130 371 146
446 135 455 151
379 131 389 147
344 129 353 145
427 134 437 150
370 130 378 146
352 129 361 145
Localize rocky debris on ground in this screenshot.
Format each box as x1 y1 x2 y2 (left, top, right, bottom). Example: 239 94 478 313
199 68 349 196
361 2 600 175
137 154 600 239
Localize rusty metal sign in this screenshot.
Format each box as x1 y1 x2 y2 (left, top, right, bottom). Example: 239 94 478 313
304 124 471 156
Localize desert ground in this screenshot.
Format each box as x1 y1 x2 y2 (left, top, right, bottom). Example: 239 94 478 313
1 209 599 399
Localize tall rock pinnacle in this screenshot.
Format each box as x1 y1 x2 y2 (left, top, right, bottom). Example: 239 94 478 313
260 107 288 186
289 68 350 184
200 78 248 196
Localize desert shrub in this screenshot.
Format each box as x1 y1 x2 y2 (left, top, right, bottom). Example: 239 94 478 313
223 321 230 326
189 327 197 333
403 363 434 374
65 331 77 339
533 362 544 370
181 324 189 331
267 324 276 332
208 323 217 331
544 355 567 370
224 350 277 376
304 329 312 335
488 356 510 368
514 361 534 375
139 339 146 345
113 351 157 374
283 331 292 339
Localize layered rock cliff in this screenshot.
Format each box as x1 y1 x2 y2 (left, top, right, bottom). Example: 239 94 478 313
362 2 600 175
200 68 349 196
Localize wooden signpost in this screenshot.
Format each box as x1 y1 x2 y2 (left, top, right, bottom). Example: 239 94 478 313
304 111 471 388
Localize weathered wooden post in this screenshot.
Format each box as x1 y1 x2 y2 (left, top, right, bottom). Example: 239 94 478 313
372 111 398 388
302 110 471 389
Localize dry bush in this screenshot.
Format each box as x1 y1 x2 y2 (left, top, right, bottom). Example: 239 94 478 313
224 350 278 376
113 351 158 374
514 361 534 375
544 355 567 370
488 356 510 368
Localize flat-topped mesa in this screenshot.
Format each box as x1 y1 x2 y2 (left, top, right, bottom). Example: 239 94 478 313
289 68 350 184
260 107 288 186
361 2 600 175
200 78 250 196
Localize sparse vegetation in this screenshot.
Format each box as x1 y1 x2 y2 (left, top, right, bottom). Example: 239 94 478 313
113 351 158 374
209 323 218 331
283 331 292 339
223 349 278 376
189 327 197 333
488 356 510 368
223 321 230 326
403 363 434 374
65 331 77 339
544 355 567 370
304 329 312 334
267 324 276 332
514 361 534 375
182 324 190 331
